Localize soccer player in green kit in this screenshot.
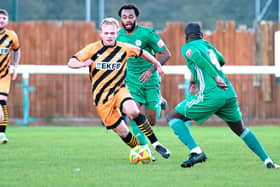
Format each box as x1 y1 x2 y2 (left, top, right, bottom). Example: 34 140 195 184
117 4 171 159
166 22 279 169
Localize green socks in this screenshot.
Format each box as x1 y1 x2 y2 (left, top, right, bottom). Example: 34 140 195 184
130 120 147 145
168 118 198 151
240 128 269 161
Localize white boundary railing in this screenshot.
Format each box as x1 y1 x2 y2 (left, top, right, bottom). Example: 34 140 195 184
15 65 280 126
17 64 280 77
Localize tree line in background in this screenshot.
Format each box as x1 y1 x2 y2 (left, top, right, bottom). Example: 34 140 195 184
1 0 279 30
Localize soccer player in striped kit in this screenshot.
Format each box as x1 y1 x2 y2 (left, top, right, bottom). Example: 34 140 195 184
67 17 170 158
0 9 21 144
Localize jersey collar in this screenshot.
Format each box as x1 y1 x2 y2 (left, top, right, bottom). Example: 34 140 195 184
101 40 117 48
0 28 6 35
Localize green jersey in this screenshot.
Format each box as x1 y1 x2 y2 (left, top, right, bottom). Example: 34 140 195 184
117 25 167 74
177 39 241 124
181 39 236 98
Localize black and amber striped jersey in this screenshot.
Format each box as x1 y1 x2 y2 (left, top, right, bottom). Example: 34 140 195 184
74 41 142 106
0 29 20 79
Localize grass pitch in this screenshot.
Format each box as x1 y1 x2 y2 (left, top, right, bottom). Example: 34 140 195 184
0 125 279 187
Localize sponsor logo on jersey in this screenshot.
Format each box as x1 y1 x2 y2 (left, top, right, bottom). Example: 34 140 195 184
186 49 192 58
0 48 9 54
135 40 142 47
157 40 165 48
96 61 122 70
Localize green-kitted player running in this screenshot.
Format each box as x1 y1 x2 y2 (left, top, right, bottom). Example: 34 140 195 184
117 4 171 160
166 22 279 169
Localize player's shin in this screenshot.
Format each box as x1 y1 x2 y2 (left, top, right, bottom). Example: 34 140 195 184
0 100 8 132
240 128 270 162
133 113 170 158
133 113 157 144
168 118 199 152
121 131 139 148
130 120 147 145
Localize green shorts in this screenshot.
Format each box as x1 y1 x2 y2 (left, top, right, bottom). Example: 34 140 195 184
126 72 160 111
175 91 242 124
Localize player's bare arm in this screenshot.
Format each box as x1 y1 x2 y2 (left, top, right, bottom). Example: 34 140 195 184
140 48 171 83
67 58 93 69
140 49 164 79
10 49 21 80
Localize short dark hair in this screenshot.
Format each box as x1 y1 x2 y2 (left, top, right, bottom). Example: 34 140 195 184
118 4 140 17
0 9 8 17
184 22 203 41
184 22 202 36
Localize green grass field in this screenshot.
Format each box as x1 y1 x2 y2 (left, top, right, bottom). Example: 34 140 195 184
0 125 279 187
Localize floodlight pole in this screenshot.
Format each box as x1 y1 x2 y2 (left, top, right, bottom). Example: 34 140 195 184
11 0 18 21
255 0 273 21
85 0 104 25
98 0 105 26
85 0 91 22
279 0 280 21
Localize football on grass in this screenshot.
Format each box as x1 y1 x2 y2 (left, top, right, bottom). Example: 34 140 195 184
129 145 152 164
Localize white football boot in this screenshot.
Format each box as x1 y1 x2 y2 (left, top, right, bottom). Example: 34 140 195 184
0 132 8 144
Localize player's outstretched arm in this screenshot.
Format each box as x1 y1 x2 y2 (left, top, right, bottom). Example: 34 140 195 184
140 50 164 78
157 49 171 65
149 49 171 73
140 49 171 82
67 58 93 69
